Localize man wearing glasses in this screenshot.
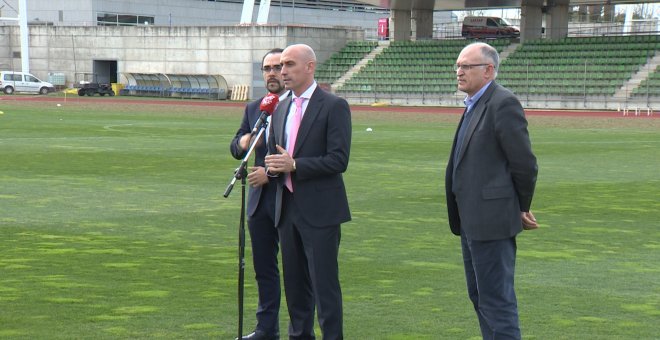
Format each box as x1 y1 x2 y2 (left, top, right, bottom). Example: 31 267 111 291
230 48 288 340
445 42 538 340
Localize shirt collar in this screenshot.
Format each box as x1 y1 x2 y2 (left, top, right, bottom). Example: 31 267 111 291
464 81 492 109
278 90 290 102
294 81 317 101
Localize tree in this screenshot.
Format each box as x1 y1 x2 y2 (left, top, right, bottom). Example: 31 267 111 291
632 3 658 19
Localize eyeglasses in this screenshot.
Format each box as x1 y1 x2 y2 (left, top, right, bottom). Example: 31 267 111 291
262 65 282 73
454 64 489 71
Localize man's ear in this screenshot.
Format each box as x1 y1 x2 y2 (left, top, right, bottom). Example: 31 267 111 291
306 61 315 74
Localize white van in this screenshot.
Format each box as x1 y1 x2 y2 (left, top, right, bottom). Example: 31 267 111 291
461 16 520 39
0 71 55 95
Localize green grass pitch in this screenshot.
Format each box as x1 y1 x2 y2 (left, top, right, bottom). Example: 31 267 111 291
0 98 658 339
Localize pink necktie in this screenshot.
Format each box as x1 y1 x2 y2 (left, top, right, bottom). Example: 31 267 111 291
285 97 304 192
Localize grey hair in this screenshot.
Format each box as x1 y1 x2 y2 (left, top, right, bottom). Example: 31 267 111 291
468 42 499 78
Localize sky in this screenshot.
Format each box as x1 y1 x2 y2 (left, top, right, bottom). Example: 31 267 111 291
456 3 660 20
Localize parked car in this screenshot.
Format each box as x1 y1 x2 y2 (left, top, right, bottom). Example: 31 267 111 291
0 71 56 95
461 16 520 39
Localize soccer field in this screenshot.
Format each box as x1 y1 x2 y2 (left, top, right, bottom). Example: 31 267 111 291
0 97 658 339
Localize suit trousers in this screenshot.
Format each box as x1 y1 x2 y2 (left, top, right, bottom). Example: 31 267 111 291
248 188 280 334
461 233 520 340
279 189 343 340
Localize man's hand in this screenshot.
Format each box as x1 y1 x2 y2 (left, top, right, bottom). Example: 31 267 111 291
238 133 263 151
247 166 268 187
264 145 295 174
521 211 538 230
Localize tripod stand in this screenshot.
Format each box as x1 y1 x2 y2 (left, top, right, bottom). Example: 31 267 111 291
224 120 268 340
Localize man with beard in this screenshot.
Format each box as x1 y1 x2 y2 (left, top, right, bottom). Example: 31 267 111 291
230 48 288 340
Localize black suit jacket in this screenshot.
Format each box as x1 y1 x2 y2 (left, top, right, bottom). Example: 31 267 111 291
230 97 272 217
445 82 538 241
269 87 352 227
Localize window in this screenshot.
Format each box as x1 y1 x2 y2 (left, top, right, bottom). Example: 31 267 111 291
4 74 22 81
138 16 155 25
97 12 154 26
117 14 136 25
97 13 117 25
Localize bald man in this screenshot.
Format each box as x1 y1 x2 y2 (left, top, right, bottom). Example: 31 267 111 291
265 44 351 340
445 42 538 339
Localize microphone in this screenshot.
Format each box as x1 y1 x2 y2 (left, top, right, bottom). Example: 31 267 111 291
251 93 279 134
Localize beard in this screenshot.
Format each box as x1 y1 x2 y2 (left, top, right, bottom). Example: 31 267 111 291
266 80 284 94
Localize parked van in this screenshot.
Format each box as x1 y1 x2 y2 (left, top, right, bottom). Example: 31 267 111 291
461 16 520 39
0 71 55 95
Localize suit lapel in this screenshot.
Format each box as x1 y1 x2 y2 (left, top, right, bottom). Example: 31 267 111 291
457 82 497 163
292 87 325 157
274 96 292 147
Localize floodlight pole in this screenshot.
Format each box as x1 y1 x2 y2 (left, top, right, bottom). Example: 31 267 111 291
18 0 29 74
0 0 30 73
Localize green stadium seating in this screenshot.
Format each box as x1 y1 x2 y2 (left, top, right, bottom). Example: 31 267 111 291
632 65 660 97
324 35 660 99
336 39 512 95
498 35 659 97
315 41 378 84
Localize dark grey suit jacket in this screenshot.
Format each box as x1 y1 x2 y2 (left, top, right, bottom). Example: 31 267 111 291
268 86 352 228
445 82 538 241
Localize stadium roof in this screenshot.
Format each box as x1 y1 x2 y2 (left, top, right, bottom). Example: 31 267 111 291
357 0 648 11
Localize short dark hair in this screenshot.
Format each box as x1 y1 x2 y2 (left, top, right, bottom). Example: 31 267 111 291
262 48 284 66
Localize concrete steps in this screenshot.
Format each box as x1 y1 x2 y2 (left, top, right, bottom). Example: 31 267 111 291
331 41 389 92
499 42 520 61
615 53 660 98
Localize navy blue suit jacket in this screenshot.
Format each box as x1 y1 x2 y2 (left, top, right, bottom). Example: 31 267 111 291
230 97 273 217
268 87 352 228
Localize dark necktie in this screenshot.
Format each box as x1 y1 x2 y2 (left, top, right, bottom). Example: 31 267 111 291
453 106 474 167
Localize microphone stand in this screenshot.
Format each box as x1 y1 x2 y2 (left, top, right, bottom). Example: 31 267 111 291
224 119 269 340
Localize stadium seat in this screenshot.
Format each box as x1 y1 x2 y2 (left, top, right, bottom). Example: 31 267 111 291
497 35 659 97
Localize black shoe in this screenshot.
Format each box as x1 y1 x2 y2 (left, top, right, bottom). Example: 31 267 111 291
235 329 279 340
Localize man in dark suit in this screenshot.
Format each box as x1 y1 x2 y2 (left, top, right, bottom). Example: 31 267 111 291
265 44 351 340
445 42 538 340
230 48 288 340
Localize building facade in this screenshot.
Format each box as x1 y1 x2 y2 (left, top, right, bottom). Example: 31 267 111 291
0 0 388 30
0 24 364 98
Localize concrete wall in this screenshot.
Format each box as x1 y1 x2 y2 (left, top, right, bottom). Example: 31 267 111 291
0 25 363 99
0 0 385 31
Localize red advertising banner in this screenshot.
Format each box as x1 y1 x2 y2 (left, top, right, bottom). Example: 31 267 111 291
378 18 389 40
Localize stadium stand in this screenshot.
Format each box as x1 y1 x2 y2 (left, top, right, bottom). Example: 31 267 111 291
323 35 660 103
335 39 511 95
316 41 379 85
498 35 660 97
632 65 660 97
